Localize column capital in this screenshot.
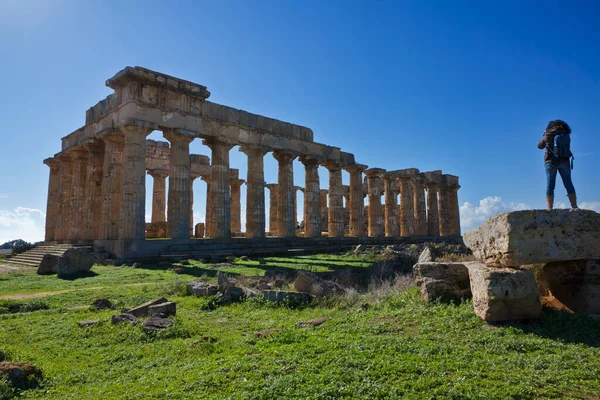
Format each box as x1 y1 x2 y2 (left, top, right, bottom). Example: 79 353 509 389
148 169 169 179
344 163 368 174
272 150 297 163
321 161 342 172
200 175 210 183
295 186 304 193
298 155 320 167
163 128 194 144
100 130 125 145
119 122 155 136
43 157 60 170
365 168 386 177
239 144 269 156
202 138 235 151
230 178 245 187
265 183 278 191
320 189 329 195
425 181 440 191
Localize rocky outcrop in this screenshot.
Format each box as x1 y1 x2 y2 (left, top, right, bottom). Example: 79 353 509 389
413 262 471 302
467 262 541 322
463 209 600 267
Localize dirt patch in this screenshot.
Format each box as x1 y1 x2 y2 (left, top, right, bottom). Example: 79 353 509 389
0 263 26 274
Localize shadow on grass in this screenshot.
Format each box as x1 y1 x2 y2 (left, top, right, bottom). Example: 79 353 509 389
505 309 600 348
138 263 231 279
58 270 99 281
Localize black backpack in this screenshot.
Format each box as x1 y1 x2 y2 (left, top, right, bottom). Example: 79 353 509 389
551 133 574 167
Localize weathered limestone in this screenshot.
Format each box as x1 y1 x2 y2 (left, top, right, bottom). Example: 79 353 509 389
383 173 399 237
273 151 297 237
240 146 267 238
398 176 415 237
43 158 61 241
464 209 600 267
438 176 451 237
467 262 542 322
83 141 105 241
412 175 427 237
119 125 153 240
446 175 461 236
300 156 321 237
345 164 367 237
266 184 278 235
365 168 385 237
230 177 245 233
204 139 234 239
99 132 124 240
413 262 471 302
163 129 193 239
148 169 168 223
425 182 440 237
69 148 89 240
323 162 344 238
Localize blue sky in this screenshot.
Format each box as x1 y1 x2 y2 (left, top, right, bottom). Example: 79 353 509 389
0 0 598 243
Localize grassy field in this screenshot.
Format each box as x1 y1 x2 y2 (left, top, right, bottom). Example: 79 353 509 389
1 253 600 399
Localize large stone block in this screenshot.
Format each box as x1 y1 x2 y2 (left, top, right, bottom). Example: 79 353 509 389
463 209 600 267
467 262 541 322
413 262 471 302
56 248 94 278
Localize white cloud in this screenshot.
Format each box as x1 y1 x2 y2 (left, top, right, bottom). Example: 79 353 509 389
0 207 46 244
580 201 600 213
460 196 531 230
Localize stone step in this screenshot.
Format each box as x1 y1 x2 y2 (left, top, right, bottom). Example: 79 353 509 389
2 260 39 268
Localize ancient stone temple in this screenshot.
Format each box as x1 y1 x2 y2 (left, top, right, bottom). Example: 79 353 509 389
43 66 462 259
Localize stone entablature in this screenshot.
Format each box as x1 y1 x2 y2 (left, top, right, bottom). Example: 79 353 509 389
44 66 462 248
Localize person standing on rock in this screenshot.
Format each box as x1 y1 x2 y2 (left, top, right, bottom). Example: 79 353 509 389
538 120 577 210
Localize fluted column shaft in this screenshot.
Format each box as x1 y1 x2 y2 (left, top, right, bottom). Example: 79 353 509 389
448 186 461 236
148 170 168 223
230 178 244 233
383 174 399 237
399 177 415 236
119 125 151 240
43 158 61 242
426 184 440 237
273 151 297 237
412 178 427 237
68 149 89 240
55 154 74 241
324 163 344 238
345 165 366 237
300 157 321 237
241 147 267 238
266 184 278 234
206 139 233 239
100 132 124 240
438 185 451 237
84 142 105 240
164 130 193 239
365 169 384 237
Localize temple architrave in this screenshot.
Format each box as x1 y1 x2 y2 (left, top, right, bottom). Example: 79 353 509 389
43 66 462 259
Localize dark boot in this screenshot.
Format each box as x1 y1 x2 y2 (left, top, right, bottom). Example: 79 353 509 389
568 193 578 209
546 195 554 211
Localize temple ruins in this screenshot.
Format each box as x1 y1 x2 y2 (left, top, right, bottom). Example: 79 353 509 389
43 66 462 259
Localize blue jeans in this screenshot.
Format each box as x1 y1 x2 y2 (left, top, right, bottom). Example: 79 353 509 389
545 160 575 196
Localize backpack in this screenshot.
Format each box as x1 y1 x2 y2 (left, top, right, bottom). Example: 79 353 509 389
551 133 572 159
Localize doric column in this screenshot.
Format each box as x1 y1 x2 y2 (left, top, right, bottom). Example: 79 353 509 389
100 132 124 240
412 175 428 237
425 182 440 237
54 153 74 241
344 164 367 237
84 141 105 241
266 184 278 234
438 179 451 237
240 146 267 238
67 148 89 240
299 156 321 237
365 168 385 237
190 173 200 236
323 162 344 238
43 158 61 242
399 176 415 236
163 130 193 239
448 183 461 236
119 124 152 240
148 169 169 223
383 173 400 237
230 178 245 233
204 139 234 239
201 176 211 237
273 151 297 237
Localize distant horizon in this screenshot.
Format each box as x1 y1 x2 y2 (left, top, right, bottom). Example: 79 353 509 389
1 1 599 243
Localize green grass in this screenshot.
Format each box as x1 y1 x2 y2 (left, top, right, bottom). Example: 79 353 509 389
1 254 600 399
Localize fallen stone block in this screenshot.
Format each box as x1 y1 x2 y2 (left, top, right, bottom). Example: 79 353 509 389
294 270 344 298
143 316 174 332
220 285 244 303
418 247 435 263
262 290 312 303
128 297 168 317
91 298 112 310
467 262 541 322
540 259 600 314
148 301 176 317
57 248 94 278
413 262 471 302
0 361 43 382
463 209 600 267
188 282 218 297
37 254 59 275
111 313 139 325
